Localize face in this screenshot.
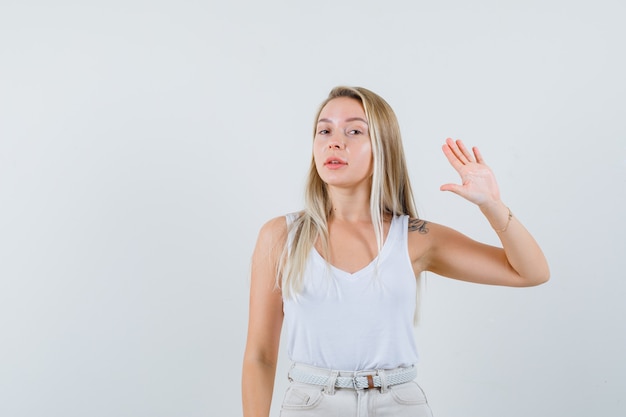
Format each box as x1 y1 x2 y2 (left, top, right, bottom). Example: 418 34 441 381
313 97 373 189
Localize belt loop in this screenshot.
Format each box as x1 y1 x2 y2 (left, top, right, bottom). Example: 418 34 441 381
378 369 388 393
287 362 296 382
324 370 339 395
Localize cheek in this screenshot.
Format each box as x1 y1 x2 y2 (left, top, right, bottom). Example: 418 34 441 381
312 142 322 163
312 143 326 170
358 144 373 167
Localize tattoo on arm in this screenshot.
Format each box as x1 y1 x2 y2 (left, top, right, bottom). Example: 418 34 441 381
408 218 429 234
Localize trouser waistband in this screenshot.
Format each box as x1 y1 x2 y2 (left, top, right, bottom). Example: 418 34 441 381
288 362 417 392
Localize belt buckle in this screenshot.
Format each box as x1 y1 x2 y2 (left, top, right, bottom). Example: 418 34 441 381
353 374 375 389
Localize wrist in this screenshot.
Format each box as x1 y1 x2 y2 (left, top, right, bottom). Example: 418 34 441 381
478 199 506 215
479 201 513 233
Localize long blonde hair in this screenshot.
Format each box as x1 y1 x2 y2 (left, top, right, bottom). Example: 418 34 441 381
279 86 418 298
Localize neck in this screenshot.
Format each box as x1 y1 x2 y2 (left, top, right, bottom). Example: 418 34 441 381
326 185 372 223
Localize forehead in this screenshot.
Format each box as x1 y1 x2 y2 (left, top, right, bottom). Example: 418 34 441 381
318 97 366 121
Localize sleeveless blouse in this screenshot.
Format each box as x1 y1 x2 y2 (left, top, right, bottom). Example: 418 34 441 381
282 214 419 371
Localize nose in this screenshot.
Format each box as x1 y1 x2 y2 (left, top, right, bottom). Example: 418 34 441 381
327 137 345 150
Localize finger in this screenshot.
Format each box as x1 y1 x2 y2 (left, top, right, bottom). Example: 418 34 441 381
455 140 475 162
440 183 462 194
445 138 468 163
473 146 485 164
441 143 464 171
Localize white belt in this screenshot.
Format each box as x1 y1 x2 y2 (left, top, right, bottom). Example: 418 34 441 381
289 365 417 390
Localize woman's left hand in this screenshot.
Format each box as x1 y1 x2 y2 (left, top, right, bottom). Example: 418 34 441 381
440 138 501 207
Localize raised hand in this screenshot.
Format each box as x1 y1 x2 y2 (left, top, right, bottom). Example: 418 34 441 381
439 138 501 207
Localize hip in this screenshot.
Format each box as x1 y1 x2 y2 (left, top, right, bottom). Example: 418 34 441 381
279 362 433 417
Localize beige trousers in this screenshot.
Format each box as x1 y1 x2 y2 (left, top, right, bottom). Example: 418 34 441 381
279 363 434 417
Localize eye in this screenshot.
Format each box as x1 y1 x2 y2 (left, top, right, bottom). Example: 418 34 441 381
317 129 330 135
348 129 362 135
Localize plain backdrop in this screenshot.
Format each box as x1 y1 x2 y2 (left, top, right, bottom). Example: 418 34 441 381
1 1 625 416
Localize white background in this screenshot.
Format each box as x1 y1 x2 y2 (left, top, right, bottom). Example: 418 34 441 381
1 1 625 416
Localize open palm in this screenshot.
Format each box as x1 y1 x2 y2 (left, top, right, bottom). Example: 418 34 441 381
440 138 501 207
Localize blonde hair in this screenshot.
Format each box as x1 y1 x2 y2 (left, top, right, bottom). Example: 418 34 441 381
279 86 419 298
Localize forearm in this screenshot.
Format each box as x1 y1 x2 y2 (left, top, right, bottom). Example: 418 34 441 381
242 357 278 417
481 201 550 285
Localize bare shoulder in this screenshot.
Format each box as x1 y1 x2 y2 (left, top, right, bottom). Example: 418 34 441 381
407 219 466 247
407 218 455 272
255 215 290 249
255 211 306 253
250 216 290 290
407 217 433 272
259 215 289 234
407 218 430 234
408 218 466 236
407 218 436 248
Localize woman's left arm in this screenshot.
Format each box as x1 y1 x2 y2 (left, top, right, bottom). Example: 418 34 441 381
430 138 550 287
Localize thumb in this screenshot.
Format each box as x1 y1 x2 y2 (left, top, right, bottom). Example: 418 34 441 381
440 183 462 194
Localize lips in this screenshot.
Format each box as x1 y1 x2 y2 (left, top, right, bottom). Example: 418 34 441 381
324 156 347 166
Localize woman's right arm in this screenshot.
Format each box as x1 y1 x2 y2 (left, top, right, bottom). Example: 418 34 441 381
242 217 286 417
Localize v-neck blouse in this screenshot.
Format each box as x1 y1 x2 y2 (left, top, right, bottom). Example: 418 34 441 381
283 214 419 371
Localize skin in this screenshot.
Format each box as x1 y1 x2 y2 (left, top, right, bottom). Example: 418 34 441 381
312 97 382 271
241 97 550 417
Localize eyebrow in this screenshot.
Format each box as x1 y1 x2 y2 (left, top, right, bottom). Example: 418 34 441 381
317 117 369 125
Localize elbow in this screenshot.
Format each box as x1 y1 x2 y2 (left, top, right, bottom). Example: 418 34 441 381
506 257 550 287
533 271 550 286
537 262 551 285
523 267 550 287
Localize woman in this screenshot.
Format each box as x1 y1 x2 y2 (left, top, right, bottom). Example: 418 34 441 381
242 86 549 417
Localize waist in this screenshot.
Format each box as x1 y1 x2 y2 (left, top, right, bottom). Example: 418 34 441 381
288 362 417 390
